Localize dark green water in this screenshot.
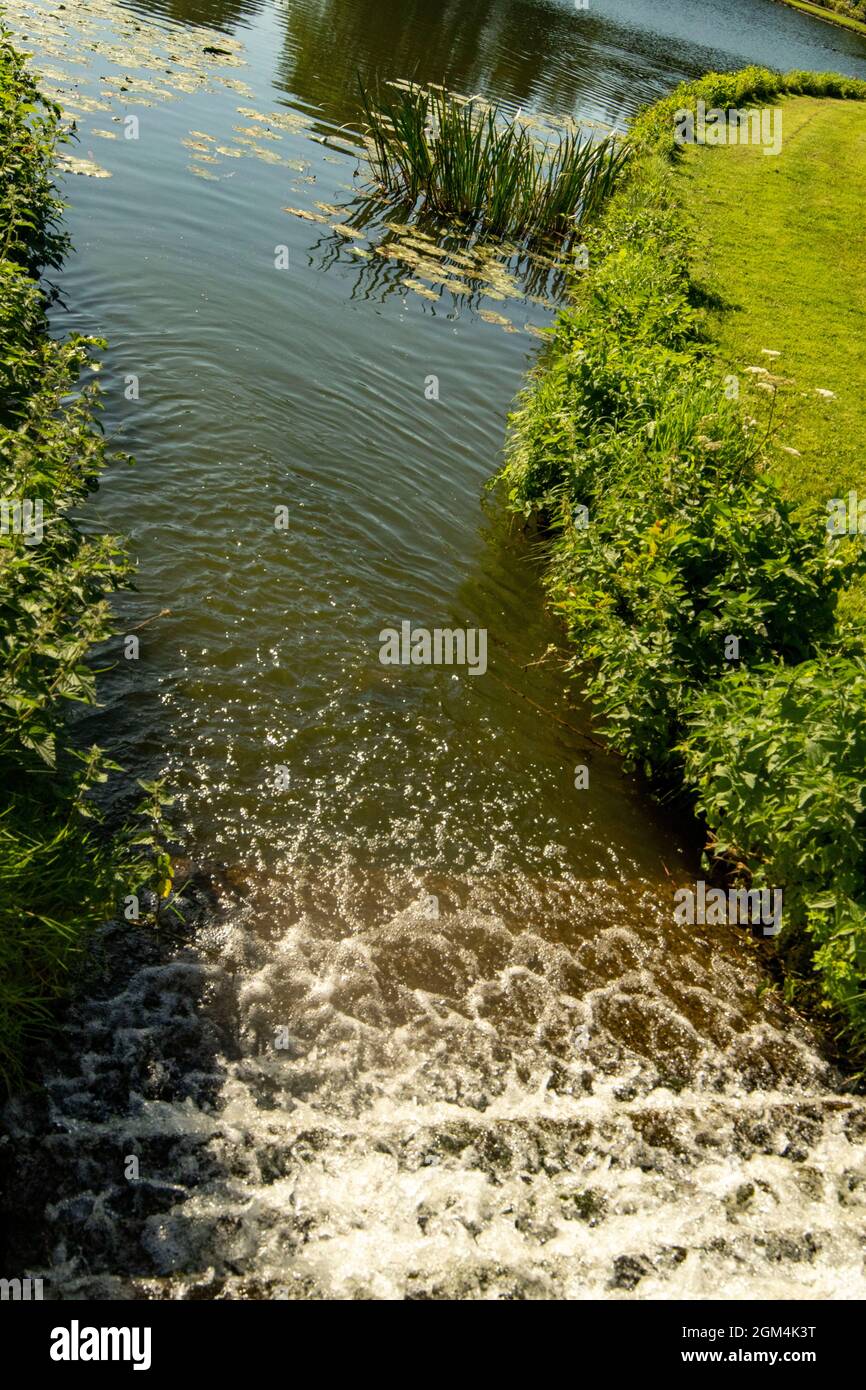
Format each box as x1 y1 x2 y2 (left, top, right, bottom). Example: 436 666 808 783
5 0 866 1301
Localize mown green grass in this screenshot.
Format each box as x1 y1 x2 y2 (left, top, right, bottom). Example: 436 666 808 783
678 95 866 619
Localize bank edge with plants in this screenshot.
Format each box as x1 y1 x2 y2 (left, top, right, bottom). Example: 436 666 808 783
499 67 866 1064
777 0 866 39
0 32 168 1093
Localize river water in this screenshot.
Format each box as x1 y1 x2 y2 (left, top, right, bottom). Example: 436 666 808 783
2 0 866 1299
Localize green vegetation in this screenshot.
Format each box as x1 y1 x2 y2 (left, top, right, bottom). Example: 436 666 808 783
684 658 866 1033
359 80 629 241
0 31 164 1091
499 68 866 1061
676 93 866 622
776 0 866 39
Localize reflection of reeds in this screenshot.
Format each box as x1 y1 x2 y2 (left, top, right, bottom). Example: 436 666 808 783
307 190 576 313
359 80 628 241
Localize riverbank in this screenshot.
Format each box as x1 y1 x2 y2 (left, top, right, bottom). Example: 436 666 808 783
676 92 866 624
499 68 866 1066
0 32 160 1091
774 0 866 40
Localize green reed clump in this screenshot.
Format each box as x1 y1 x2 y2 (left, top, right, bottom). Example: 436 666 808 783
359 80 629 240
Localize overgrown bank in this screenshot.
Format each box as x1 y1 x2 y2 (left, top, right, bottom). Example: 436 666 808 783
498 68 866 1063
775 0 866 39
0 32 162 1091
677 92 866 625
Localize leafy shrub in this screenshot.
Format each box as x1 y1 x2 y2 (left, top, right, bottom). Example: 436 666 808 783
0 40 67 281
0 31 162 1090
503 139 862 772
498 68 866 1057
682 660 866 1049
630 66 866 158
550 469 854 772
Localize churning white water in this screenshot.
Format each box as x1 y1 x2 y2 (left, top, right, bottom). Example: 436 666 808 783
4 867 865 1300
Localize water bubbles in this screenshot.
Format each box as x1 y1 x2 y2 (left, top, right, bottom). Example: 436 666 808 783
4 866 865 1299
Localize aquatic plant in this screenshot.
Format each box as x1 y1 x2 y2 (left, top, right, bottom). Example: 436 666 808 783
359 80 629 240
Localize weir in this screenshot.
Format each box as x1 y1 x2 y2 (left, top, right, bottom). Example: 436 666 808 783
2 0 866 1302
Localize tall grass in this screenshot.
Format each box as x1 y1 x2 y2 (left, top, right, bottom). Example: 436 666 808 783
359 80 629 240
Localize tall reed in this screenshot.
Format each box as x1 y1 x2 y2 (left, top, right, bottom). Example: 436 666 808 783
359 80 628 240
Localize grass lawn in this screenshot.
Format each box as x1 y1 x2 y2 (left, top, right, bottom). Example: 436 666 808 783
676 94 866 617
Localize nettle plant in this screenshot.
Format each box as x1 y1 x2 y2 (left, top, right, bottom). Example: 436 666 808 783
0 33 169 1087
682 658 866 1045
503 186 858 773
549 465 851 773
1 35 128 778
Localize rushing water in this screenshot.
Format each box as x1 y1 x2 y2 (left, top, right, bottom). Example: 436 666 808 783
2 0 866 1299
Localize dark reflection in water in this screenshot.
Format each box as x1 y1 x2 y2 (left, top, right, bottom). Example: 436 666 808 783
123 0 866 134
275 0 633 127
275 0 866 126
120 0 265 31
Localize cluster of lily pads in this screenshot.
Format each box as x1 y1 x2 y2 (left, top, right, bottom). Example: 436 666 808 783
2 0 314 179
283 201 567 333
4 0 601 335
